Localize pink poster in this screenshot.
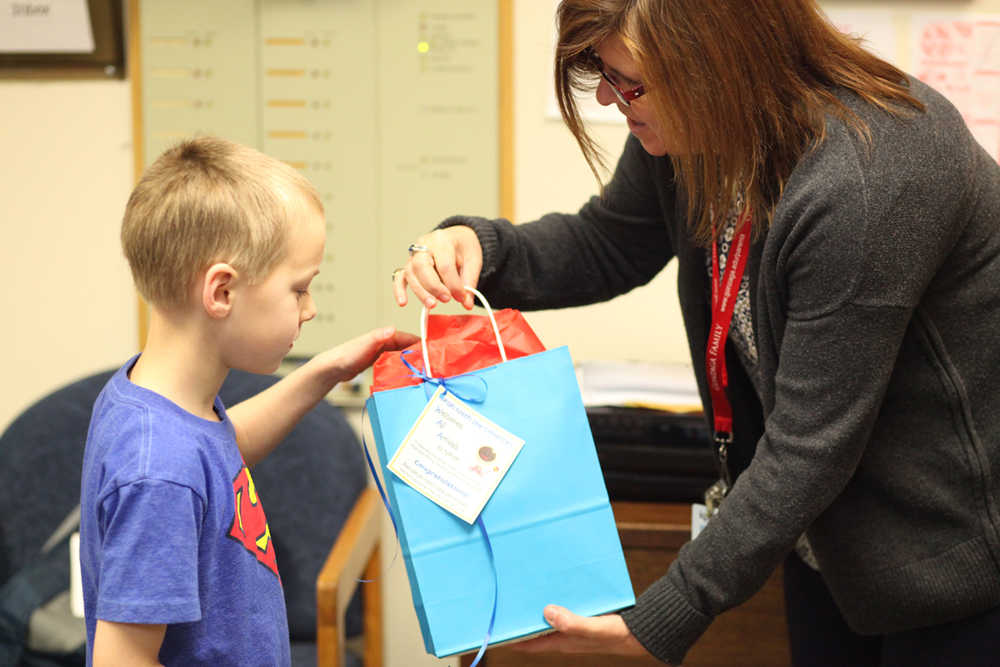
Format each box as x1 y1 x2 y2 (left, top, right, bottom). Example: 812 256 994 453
915 16 1000 164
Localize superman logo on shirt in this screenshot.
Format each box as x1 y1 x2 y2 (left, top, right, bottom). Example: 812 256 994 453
228 465 280 578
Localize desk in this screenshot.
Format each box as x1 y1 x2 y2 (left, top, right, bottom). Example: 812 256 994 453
462 501 790 666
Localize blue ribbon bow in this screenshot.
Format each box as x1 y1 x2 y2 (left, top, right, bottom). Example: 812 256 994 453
399 349 489 403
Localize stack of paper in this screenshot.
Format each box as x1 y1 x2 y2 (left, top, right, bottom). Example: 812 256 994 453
575 360 701 412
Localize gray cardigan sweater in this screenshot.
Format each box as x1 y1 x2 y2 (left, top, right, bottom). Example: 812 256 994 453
441 78 1000 664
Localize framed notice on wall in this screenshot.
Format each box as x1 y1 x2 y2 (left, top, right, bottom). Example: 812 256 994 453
0 0 125 78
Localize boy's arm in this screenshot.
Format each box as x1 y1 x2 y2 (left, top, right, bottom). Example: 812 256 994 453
93 620 166 666
227 326 417 466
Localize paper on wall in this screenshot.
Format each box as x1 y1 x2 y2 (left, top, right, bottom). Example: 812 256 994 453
913 14 1000 164
0 0 95 53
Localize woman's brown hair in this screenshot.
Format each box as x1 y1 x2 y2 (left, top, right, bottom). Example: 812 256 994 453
555 0 923 246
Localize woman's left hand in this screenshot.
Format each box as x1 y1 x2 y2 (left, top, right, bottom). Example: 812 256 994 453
511 605 656 660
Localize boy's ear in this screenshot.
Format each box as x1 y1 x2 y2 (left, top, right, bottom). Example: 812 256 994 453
202 262 238 319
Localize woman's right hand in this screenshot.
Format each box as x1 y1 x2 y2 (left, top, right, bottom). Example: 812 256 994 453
393 225 483 310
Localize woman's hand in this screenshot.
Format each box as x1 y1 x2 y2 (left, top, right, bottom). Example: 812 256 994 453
512 605 657 660
393 226 482 310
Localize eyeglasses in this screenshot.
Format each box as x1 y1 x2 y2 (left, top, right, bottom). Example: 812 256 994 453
588 49 646 106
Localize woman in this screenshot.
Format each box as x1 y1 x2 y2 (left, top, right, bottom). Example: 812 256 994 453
392 1 1000 664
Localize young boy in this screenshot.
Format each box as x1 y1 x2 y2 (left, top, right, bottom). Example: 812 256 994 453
79 136 414 666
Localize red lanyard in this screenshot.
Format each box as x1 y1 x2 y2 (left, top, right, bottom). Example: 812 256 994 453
705 210 752 483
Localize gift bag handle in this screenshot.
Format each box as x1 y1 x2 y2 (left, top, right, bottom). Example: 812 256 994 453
420 286 508 378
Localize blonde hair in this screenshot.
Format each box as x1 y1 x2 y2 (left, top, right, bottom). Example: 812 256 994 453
122 136 323 307
555 0 923 246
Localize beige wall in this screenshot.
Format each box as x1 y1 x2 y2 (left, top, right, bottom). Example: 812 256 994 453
0 79 137 434
508 1 684 365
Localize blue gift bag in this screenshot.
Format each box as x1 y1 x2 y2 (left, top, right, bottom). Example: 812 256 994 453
366 295 635 659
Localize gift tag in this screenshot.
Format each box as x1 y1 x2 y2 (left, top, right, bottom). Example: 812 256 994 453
388 385 525 524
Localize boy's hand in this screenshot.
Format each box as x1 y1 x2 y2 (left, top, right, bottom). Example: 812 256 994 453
229 327 417 466
319 326 419 383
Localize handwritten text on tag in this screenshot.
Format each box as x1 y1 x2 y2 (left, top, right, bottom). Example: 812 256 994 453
388 386 524 524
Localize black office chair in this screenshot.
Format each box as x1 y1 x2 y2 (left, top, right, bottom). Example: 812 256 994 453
0 367 378 667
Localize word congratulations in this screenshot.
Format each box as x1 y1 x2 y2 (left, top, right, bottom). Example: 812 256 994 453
413 459 470 498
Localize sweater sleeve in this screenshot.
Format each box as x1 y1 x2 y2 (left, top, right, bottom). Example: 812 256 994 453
439 135 678 310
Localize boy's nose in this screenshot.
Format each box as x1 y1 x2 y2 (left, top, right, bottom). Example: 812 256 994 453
301 294 317 323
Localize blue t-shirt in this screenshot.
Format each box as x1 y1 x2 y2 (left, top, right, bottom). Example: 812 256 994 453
80 357 290 666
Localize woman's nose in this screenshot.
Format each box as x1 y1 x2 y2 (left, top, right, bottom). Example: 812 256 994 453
595 78 617 107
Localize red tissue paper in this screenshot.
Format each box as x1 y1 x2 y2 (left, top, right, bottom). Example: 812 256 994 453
370 309 546 393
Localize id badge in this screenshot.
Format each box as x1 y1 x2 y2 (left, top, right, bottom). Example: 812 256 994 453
692 479 729 540
704 478 729 516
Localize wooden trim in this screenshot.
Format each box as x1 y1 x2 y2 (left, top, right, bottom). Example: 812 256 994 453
613 501 691 550
127 0 142 184
127 0 149 349
363 545 383 667
316 486 381 666
498 0 515 222
0 66 121 80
